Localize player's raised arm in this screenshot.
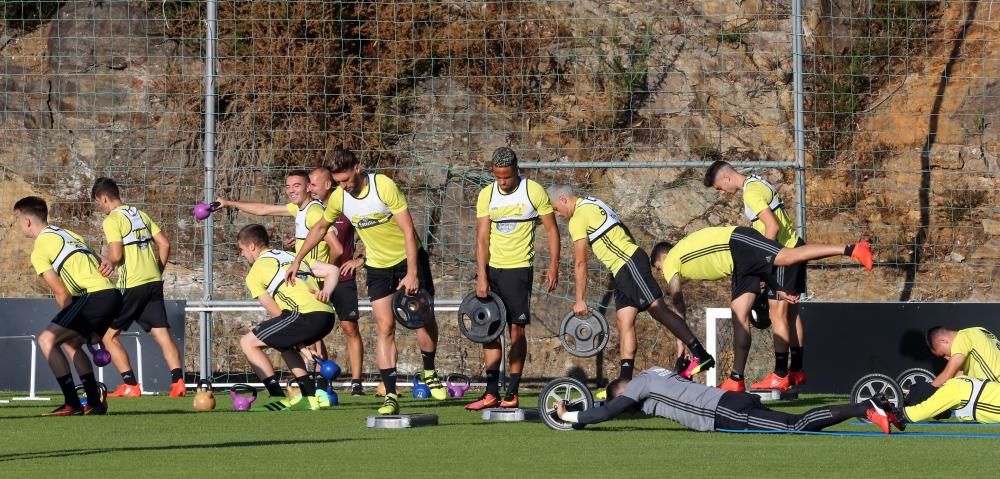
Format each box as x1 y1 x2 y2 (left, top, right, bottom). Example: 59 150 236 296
217 197 291 217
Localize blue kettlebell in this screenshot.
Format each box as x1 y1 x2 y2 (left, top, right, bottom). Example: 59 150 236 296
326 386 339 406
412 376 431 399
313 356 342 382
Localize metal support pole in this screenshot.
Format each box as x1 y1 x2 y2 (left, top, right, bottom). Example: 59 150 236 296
200 0 219 381
519 160 796 169
791 0 808 240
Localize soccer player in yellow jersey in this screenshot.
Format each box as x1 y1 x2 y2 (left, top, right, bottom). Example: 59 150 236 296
91 178 185 398
899 376 1000 425
704 161 807 391
547 185 716 380
237 224 340 411
651 226 873 392
464 148 560 410
287 148 447 415
216 170 341 266
927 326 1000 385
14 196 121 416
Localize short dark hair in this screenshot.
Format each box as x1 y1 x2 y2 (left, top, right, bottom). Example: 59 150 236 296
237 224 269 247
492 147 518 169
13 196 48 223
606 378 629 400
650 241 674 266
287 170 310 183
328 148 358 173
703 160 732 187
926 326 949 347
91 177 121 200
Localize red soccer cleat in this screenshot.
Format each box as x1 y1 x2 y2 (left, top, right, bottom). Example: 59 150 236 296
499 395 519 408
41 404 83 417
751 373 790 391
169 378 187 398
107 383 142 398
866 404 891 434
719 378 746 393
787 370 807 386
851 241 874 271
464 393 499 411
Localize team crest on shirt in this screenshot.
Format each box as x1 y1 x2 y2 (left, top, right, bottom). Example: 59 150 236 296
354 213 392 229
497 222 516 233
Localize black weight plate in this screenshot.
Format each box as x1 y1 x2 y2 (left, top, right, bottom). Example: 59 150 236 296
457 292 507 343
392 289 433 329
559 308 609 358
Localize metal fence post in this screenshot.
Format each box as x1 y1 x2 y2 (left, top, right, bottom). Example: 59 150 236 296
791 0 807 240
200 0 218 381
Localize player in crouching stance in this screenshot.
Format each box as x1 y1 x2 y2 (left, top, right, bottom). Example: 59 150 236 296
14 196 121 416
237 224 340 411
555 367 902 434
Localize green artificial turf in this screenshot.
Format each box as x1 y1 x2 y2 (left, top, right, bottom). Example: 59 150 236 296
0 391 997 477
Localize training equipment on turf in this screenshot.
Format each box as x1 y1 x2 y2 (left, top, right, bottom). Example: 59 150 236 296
314 356 342 382
750 293 771 329
446 374 471 398
412 376 431 399
193 379 215 411
192 201 222 221
851 373 904 409
392 289 433 329
86 341 112 367
539 377 595 431
366 413 439 429
896 368 934 396
558 308 609 358
482 408 540 422
457 292 507 343
230 384 258 411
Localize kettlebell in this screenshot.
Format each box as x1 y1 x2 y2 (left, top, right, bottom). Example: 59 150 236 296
230 384 257 411
87 341 112 367
446 374 471 398
412 375 431 399
327 386 339 406
376 381 387 397
193 379 215 411
314 356 342 382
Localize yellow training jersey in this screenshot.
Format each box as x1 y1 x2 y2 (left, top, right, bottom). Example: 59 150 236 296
568 196 638 275
951 327 1000 381
742 176 799 248
286 200 330 264
31 226 114 296
323 173 410 269
904 377 1000 424
476 177 553 269
661 226 737 283
102 205 162 289
246 249 332 314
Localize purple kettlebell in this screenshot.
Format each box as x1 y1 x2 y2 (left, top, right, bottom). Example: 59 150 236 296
192 201 221 221
230 384 258 411
446 374 471 398
87 341 112 367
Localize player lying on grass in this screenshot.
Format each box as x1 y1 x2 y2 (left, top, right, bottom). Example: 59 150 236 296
555 367 902 434
236 224 341 411
897 377 1000 425
925 326 1000 387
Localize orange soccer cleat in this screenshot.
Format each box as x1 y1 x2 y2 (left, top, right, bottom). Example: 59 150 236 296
107 383 142 398
499 395 519 409
751 373 790 391
41 404 83 417
168 379 187 398
851 241 874 271
464 393 499 411
719 378 746 393
787 370 807 386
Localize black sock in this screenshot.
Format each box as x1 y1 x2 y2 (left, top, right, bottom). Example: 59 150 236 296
170 368 183 382
120 370 138 386
730 371 744 381
774 352 789 377
380 368 398 395
314 372 329 392
263 375 284 397
506 373 522 399
420 351 435 371
844 244 855 256
80 373 101 406
485 369 500 396
790 347 804 371
296 375 316 396
619 359 635 380
351 379 363 387
686 339 710 361
57 374 82 408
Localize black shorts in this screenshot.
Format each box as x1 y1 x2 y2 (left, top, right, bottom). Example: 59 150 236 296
487 266 532 325
111 281 169 332
613 248 663 312
252 310 335 350
729 227 783 300
332 278 360 321
766 239 807 298
713 391 765 431
52 289 122 339
365 247 435 301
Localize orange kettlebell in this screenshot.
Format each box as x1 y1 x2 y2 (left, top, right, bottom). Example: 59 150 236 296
193 379 216 411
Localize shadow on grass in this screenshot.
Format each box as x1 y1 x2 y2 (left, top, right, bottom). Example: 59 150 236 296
0 438 366 463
